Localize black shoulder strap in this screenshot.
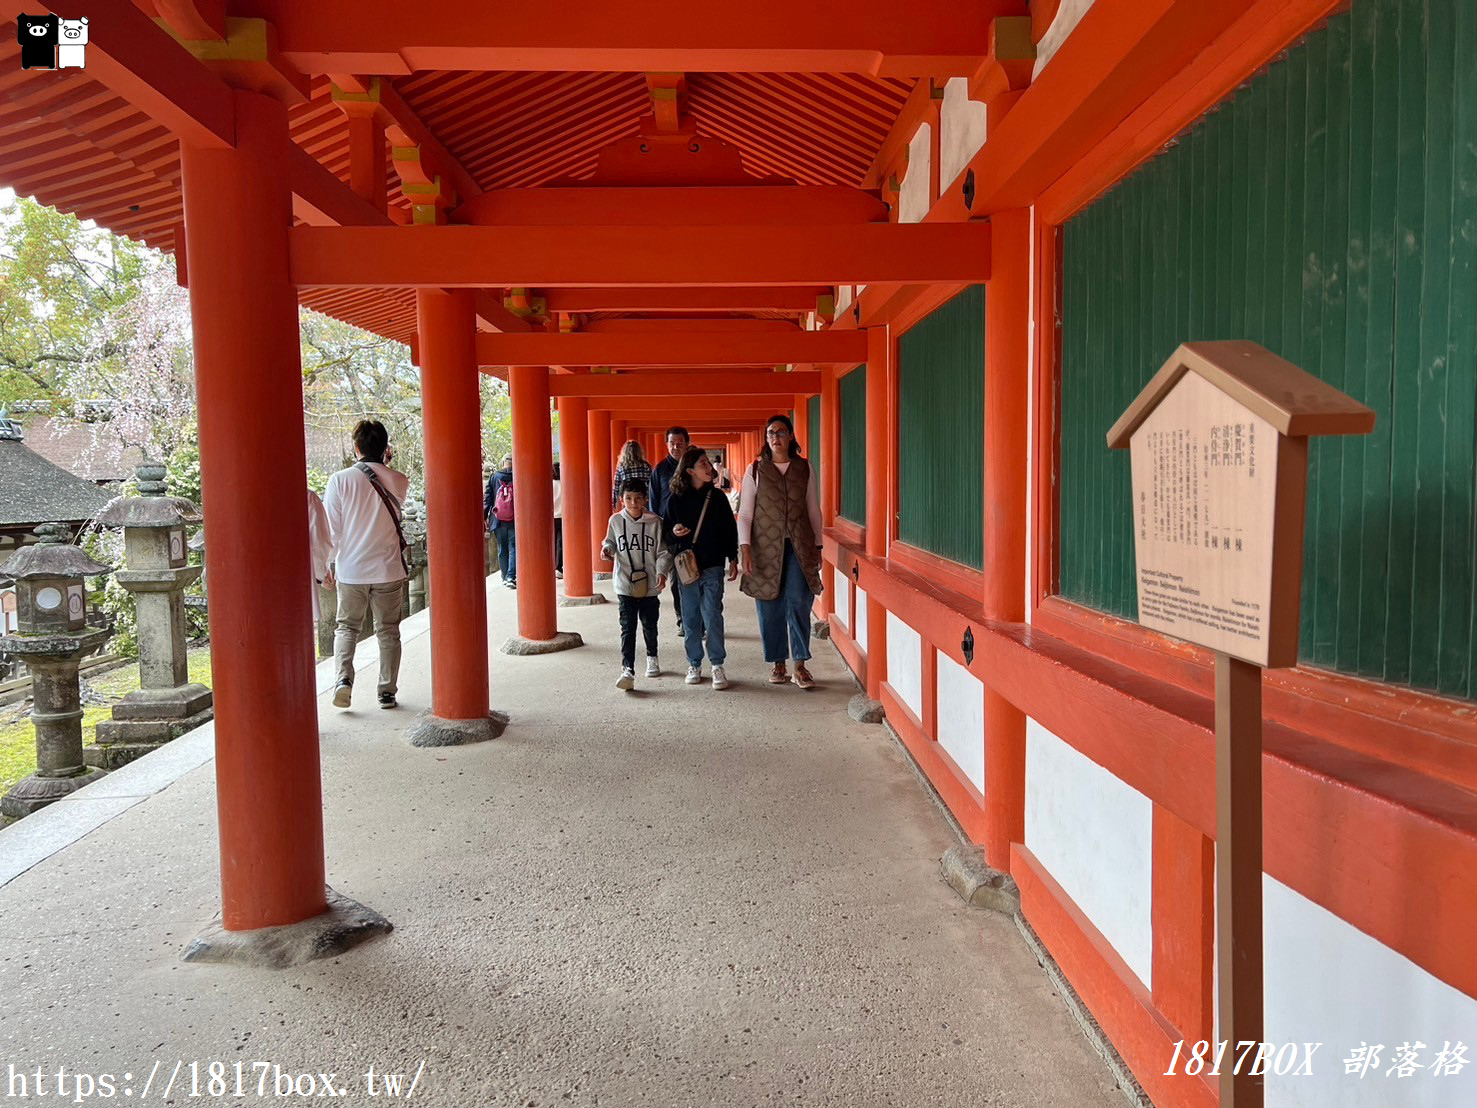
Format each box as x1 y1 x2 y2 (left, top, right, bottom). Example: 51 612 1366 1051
356 462 409 563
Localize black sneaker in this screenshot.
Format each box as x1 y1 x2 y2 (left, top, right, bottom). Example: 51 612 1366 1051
378 692 397 709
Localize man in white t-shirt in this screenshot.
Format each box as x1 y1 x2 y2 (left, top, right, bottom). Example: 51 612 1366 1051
322 420 410 710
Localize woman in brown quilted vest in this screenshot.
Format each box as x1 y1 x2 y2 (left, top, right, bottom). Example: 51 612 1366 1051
737 414 824 690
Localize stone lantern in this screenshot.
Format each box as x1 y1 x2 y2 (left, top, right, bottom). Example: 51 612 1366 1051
90 463 213 768
0 523 111 820
402 495 429 614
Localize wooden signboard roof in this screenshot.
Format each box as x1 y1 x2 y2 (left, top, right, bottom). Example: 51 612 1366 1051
1106 340 1376 448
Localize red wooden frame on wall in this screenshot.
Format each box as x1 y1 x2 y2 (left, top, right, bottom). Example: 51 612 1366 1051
1027 0 1477 784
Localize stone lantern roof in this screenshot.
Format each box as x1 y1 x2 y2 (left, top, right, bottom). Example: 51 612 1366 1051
97 463 203 529
1 523 112 580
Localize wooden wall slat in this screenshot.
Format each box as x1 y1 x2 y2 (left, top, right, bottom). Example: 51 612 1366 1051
1058 0 1477 699
839 364 867 524
897 285 986 569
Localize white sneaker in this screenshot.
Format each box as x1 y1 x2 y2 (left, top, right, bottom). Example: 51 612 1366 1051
616 668 635 691
685 665 702 685
711 666 730 690
645 656 661 678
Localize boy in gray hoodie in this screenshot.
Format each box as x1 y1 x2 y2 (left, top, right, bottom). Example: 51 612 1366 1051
601 478 674 690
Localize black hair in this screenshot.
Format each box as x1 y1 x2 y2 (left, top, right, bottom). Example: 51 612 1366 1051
665 425 690 441
619 477 649 500
353 419 388 463
759 414 802 461
668 446 711 497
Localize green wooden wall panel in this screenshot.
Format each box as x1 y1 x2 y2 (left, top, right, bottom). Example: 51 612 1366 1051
1059 0 1477 699
808 394 822 476
839 364 867 524
898 285 986 568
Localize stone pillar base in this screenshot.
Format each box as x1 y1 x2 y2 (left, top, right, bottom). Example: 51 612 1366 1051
813 619 831 640
847 694 885 724
406 710 509 748
111 682 214 720
182 886 392 969
90 707 215 768
940 844 1020 914
1 767 109 820
500 631 584 655
558 594 608 607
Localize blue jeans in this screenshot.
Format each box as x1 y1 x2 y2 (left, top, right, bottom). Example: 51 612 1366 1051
679 565 727 667
755 542 813 664
496 521 516 580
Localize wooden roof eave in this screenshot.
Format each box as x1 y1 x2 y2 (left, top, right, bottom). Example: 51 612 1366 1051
1105 341 1378 448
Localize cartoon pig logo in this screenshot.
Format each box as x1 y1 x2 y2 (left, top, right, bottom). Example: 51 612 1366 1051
57 17 88 69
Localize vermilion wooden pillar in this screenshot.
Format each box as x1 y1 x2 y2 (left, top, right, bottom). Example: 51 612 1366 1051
180 90 326 931
510 365 558 641
792 392 811 458
344 111 387 212
557 396 594 598
982 209 1030 870
864 327 890 701
821 366 839 528
612 419 628 467
590 410 614 572
416 288 496 731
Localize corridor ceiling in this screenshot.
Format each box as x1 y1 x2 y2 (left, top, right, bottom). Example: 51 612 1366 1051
0 0 1018 353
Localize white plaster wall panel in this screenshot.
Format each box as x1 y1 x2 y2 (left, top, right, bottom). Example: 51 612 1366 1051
899 124 933 224
1034 0 1095 78
940 78 989 190
837 284 853 314
834 568 850 631
936 652 985 793
885 612 923 720
1025 718 1153 988
854 584 869 651
1251 876 1477 1107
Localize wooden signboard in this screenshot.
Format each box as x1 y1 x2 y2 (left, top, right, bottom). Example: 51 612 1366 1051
1109 340 1373 1108
1108 341 1375 666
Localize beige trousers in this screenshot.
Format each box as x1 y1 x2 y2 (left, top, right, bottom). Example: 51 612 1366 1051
333 580 405 695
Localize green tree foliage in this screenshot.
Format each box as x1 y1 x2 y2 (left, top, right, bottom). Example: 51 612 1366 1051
0 197 146 407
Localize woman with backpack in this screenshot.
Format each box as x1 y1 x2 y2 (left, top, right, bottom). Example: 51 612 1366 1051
737 414 823 690
663 446 739 690
611 439 652 510
484 453 517 588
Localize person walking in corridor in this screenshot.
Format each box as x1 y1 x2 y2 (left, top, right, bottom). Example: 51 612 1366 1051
649 425 690 637
601 478 672 691
485 453 517 588
552 460 564 580
323 419 409 709
738 414 823 690
664 446 738 690
611 439 652 510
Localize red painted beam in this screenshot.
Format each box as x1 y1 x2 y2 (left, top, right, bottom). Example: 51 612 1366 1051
472 289 534 334
288 143 392 227
458 185 887 227
0 0 234 148
250 0 1009 77
549 371 820 397
544 287 825 313
587 398 794 414
477 330 865 368
288 224 992 289
581 319 800 334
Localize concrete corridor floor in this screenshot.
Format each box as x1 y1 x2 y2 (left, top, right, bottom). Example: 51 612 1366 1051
0 576 1122 1108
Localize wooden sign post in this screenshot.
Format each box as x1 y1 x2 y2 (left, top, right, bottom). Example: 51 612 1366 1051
1108 341 1373 1108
